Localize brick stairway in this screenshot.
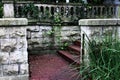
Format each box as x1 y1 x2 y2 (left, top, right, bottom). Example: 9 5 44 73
58 40 81 65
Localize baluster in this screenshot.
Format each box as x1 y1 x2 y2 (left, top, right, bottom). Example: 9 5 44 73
94 7 97 18
38 6 41 20
51 7 54 16
73 6 76 18
109 6 111 17
100 7 103 18
111 7 113 17
61 7 64 16
92 6 95 18
98 7 100 18
15 5 19 18
40 6 44 19
87 6 90 18
113 6 116 18
63 6 66 18
20 5 23 18
102 7 105 18
70 6 73 16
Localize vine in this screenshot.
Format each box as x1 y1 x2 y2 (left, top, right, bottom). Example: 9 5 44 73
22 3 39 18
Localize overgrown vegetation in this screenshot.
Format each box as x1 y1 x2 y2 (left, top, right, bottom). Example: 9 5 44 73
21 3 39 18
80 29 120 80
0 1 3 18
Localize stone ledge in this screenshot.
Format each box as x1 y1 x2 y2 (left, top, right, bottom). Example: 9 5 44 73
79 19 120 26
0 75 29 80
0 18 28 26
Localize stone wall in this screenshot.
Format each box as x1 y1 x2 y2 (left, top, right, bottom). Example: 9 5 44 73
79 19 120 65
0 18 29 80
27 25 80 54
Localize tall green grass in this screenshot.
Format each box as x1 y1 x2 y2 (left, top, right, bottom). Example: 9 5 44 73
80 31 120 80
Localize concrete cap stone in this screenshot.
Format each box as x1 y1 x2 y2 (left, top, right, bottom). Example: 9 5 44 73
0 18 28 26
79 19 120 26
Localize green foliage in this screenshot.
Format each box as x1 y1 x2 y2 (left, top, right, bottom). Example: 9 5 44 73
80 31 120 80
22 3 39 18
0 1 3 18
87 0 104 5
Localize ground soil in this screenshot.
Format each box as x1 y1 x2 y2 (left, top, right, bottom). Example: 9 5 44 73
29 53 79 80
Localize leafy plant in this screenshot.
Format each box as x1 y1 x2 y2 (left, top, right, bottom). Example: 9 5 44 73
80 30 120 80
87 0 104 5
22 3 39 18
0 1 3 18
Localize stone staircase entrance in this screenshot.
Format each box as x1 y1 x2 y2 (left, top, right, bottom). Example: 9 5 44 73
58 40 80 65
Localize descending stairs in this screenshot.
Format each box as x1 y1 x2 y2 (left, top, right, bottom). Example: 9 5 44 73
58 40 81 65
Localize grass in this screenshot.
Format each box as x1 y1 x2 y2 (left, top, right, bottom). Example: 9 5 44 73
80 30 120 80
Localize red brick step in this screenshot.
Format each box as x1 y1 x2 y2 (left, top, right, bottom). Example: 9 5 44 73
74 40 81 46
58 50 80 65
68 45 80 55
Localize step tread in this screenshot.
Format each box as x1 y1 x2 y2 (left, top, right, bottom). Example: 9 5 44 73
68 45 80 53
74 40 81 46
58 50 80 65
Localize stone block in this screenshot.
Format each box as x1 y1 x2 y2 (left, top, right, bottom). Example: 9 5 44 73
62 26 79 31
27 25 40 32
0 28 9 39
9 27 26 39
0 65 3 76
28 39 42 45
0 52 9 64
31 32 42 38
16 39 27 51
61 31 79 37
0 18 28 26
1 39 17 53
0 75 29 80
3 64 18 76
20 63 29 74
79 19 118 26
10 51 28 64
40 26 52 31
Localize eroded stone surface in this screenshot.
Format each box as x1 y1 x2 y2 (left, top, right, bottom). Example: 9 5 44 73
0 75 29 80
3 64 18 76
0 18 28 80
1 39 17 52
27 25 80 51
9 51 28 64
79 19 120 25
0 52 9 64
0 18 27 26
20 64 29 74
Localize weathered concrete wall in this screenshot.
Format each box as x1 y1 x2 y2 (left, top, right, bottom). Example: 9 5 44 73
0 18 29 80
27 25 80 53
79 19 120 65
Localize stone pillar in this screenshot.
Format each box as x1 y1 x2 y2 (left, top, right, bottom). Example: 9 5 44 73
0 18 28 80
79 19 120 66
2 0 14 18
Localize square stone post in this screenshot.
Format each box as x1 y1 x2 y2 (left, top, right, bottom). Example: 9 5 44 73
79 19 120 66
0 18 29 80
2 0 14 18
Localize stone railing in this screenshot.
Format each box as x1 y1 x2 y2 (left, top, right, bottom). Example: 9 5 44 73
2 0 118 23
79 19 120 65
14 3 117 22
0 18 29 80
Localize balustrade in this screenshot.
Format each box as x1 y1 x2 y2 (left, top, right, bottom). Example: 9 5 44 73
14 3 117 23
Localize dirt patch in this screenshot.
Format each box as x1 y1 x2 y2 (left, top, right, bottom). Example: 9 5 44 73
29 54 79 80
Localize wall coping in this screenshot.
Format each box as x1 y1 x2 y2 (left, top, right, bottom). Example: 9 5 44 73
0 18 28 26
79 19 120 26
